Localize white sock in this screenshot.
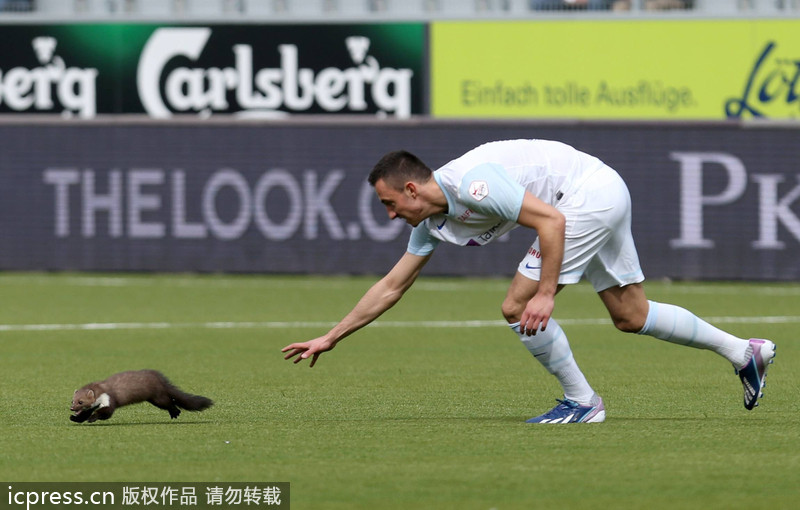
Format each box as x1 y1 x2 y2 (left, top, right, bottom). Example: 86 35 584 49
638 300 749 366
510 319 598 405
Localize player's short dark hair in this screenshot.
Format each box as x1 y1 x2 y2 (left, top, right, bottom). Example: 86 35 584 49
368 150 432 190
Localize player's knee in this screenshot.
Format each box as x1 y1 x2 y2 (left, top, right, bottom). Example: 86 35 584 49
501 298 522 323
611 314 646 333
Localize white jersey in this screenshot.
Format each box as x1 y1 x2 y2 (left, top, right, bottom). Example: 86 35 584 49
407 139 607 256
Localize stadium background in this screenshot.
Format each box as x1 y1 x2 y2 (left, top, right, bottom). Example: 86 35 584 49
1 1 799 281
2 3 800 509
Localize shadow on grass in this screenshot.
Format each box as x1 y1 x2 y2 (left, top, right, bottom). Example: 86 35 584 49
289 414 777 426
67 420 215 427
294 415 529 424
607 415 771 423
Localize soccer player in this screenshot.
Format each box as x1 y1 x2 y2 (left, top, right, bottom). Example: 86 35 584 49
282 139 776 423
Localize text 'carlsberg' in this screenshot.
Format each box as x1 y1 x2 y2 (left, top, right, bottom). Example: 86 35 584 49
137 28 413 118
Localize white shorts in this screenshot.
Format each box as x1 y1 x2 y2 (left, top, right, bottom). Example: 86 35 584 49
518 165 645 292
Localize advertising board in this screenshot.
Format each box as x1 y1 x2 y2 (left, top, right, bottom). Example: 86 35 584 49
431 19 800 120
1 121 798 280
0 23 425 118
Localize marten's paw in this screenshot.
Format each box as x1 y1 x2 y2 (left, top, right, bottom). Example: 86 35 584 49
70 409 94 423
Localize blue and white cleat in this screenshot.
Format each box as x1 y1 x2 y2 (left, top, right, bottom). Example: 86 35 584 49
736 338 776 410
526 397 605 424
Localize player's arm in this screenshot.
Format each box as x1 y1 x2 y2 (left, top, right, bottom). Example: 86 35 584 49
515 192 566 334
282 251 432 367
457 164 566 334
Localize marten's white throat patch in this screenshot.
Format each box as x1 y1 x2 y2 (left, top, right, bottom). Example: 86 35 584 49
95 393 111 409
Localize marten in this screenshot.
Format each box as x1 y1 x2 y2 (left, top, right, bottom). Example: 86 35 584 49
70 370 213 423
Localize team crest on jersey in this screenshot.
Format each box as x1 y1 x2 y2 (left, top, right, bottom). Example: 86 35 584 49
468 180 489 201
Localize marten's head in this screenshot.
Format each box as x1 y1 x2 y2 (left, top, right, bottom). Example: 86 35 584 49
70 388 99 423
71 388 97 413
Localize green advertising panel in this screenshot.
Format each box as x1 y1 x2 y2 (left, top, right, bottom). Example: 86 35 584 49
0 23 424 118
431 19 800 120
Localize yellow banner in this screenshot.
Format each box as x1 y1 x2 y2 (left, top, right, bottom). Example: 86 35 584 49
430 19 800 120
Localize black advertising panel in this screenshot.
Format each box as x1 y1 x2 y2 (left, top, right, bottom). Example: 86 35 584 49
0 121 798 280
0 23 425 118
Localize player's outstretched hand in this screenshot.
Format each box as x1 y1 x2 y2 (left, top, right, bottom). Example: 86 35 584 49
282 336 335 367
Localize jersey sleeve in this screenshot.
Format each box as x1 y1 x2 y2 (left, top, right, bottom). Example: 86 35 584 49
458 163 526 221
406 223 440 256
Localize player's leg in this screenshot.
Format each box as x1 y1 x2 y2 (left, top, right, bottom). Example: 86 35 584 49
582 164 776 411
599 283 747 360
598 283 775 408
502 272 605 423
585 167 777 410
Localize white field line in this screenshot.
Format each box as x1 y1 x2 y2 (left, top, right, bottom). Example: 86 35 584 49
2 315 800 333
2 274 800 295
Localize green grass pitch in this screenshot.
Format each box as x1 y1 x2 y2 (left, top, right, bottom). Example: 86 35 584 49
0 273 798 509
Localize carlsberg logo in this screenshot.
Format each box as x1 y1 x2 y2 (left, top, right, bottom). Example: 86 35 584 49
0 36 97 118
137 28 414 118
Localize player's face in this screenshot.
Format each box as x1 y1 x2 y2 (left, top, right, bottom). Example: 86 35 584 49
374 179 425 227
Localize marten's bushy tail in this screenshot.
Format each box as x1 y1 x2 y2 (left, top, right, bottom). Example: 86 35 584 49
168 386 213 411
159 374 213 412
